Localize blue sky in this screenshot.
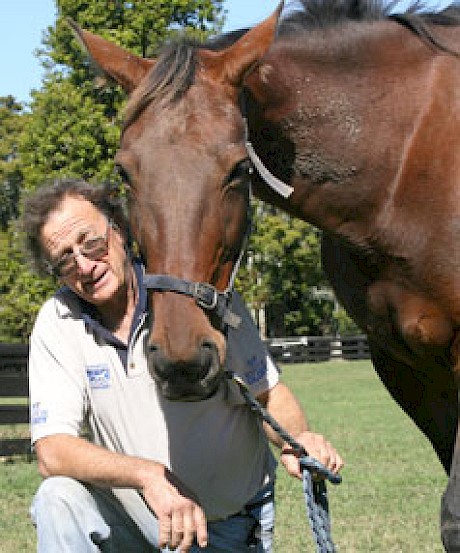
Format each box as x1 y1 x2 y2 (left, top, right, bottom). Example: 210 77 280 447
2 0 453 103
0 1 279 104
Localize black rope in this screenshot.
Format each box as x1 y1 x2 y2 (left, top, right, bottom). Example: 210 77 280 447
227 371 340 552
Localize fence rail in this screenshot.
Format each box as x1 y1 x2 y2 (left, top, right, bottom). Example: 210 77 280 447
264 335 370 364
0 343 30 458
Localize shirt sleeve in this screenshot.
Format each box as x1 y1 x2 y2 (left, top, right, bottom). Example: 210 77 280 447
29 297 88 445
225 292 279 398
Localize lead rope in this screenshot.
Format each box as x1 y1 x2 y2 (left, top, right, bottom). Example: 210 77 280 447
227 372 340 552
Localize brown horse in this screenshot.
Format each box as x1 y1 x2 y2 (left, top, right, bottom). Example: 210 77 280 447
71 0 460 546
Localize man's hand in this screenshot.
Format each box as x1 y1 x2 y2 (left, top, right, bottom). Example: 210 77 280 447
141 464 207 551
281 431 344 479
34 436 207 551
259 382 344 481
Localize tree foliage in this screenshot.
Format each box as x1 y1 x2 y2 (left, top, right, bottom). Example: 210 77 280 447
236 203 336 337
0 227 55 343
0 97 25 230
20 79 120 191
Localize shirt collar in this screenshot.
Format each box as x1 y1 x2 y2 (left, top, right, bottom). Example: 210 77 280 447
71 257 147 347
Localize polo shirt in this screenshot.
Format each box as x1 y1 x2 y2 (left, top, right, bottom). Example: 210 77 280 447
29 261 279 521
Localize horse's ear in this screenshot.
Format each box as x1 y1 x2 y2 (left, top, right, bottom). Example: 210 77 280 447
67 19 155 93
198 1 284 87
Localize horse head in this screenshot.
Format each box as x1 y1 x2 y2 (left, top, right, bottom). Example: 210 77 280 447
69 4 282 400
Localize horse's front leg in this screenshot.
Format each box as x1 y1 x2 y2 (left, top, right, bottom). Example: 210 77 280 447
369 340 457 474
441 339 460 552
441 413 460 551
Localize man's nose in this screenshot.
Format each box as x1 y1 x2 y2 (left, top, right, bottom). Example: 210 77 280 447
74 249 96 274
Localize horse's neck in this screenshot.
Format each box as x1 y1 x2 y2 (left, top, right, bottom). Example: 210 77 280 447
249 25 445 248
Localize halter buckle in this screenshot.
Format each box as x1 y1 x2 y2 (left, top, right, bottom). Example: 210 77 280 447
193 282 218 310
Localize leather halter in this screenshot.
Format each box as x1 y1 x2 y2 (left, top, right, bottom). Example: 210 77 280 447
143 198 252 331
240 90 295 199
244 122 294 199
143 274 242 329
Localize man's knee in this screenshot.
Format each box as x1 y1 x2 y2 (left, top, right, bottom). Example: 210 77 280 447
31 477 111 552
31 475 108 535
32 476 91 517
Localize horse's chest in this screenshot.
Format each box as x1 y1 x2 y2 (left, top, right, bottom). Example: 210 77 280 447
365 279 454 364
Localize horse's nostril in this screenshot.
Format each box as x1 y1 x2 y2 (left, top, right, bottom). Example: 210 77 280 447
196 340 217 377
200 340 216 361
145 338 222 400
201 340 215 352
147 343 168 379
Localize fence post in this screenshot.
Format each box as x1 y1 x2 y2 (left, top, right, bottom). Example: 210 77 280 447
329 336 343 360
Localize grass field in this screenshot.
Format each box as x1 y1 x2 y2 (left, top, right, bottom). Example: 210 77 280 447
273 360 446 552
0 360 447 552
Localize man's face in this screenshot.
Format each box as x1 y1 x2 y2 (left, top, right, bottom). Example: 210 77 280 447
40 195 129 307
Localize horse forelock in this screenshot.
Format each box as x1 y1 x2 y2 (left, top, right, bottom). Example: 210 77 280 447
123 40 198 128
123 29 249 130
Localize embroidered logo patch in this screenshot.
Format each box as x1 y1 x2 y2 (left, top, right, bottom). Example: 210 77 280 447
244 356 267 385
31 402 48 424
86 365 111 389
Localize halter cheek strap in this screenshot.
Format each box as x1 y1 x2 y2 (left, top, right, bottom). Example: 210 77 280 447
239 90 295 199
143 200 252 331
143 274 241 329
244 123 295 199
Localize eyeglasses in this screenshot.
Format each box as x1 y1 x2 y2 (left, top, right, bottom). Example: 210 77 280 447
47 219 111 277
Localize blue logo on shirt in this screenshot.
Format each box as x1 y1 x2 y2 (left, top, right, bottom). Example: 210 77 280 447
244 356 267 385
86 365 111 389
31 402 48 424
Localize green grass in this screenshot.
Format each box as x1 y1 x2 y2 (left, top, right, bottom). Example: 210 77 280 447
0 360 447 551
273 360 447 552
0 459 40 552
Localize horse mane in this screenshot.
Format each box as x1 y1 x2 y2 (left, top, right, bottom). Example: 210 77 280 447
277 0 460 57
276 0 460 33
277 0 390 33
123 0 460 128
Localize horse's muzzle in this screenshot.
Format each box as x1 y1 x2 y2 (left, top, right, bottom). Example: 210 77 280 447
147 340 223 401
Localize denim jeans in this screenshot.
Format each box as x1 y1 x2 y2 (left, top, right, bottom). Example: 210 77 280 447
30 476 275 552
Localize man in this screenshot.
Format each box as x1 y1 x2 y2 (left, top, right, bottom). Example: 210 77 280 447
23 179 343 552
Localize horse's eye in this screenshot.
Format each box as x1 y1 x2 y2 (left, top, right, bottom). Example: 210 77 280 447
225 158 254 188
115 164 131 186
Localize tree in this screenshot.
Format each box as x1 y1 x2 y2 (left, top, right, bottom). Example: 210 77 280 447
237 202 332 337
0 96 25 230
0 226 55 343
46 0 224 69
236 201 360 337
20 79 120 191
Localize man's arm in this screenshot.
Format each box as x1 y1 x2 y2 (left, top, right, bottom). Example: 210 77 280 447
34 434 207 551
257 382 344 479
